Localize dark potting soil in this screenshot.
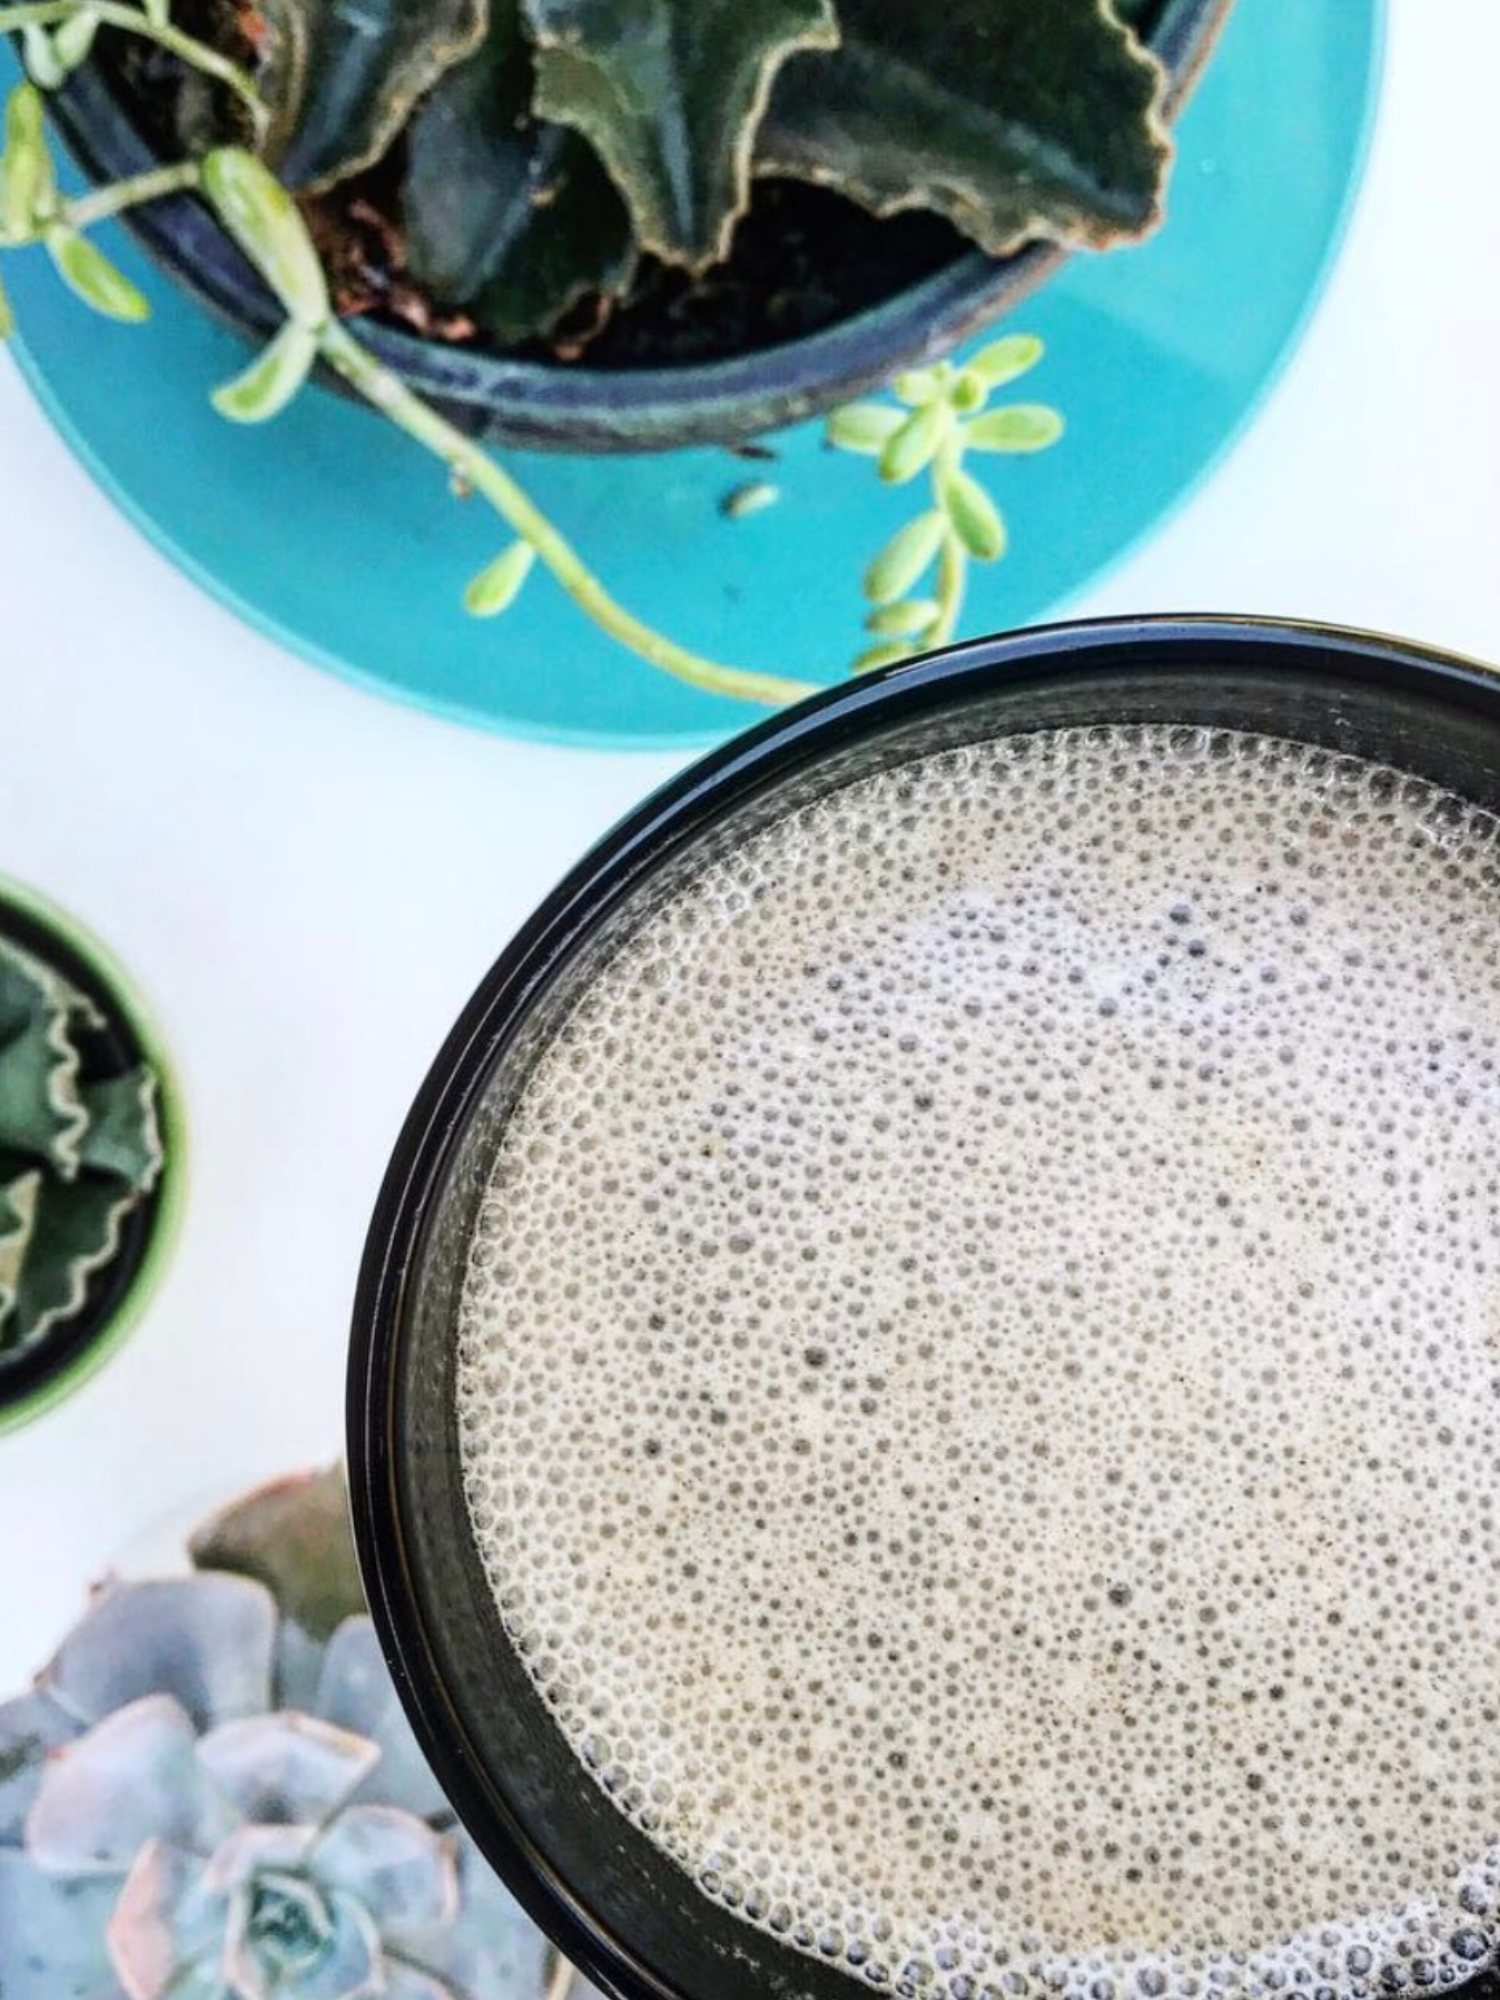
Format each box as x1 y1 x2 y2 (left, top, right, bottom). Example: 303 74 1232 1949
533 188 969 370
98 20 972 371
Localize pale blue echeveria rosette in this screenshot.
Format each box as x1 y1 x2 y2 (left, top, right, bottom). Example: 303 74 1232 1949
0 1467 573 2000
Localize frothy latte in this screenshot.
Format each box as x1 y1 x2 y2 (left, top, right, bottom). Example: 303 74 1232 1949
456 724 1500 2000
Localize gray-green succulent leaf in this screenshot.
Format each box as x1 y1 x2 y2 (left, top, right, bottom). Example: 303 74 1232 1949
45 1575 279 1733
0 1470 558 2000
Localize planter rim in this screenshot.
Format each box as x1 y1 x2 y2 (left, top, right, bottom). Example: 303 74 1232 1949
348 612 1500 2000
43 0 1235 450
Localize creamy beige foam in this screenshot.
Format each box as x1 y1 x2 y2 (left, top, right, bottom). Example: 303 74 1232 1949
456 724 1500 2000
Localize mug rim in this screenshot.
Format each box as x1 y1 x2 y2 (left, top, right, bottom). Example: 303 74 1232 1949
347 613 1500 2000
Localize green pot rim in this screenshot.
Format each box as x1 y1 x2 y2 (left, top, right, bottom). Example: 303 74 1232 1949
0 876 187 1437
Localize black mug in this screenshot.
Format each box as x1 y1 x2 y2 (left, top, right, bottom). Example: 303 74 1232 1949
348 615 1500 2000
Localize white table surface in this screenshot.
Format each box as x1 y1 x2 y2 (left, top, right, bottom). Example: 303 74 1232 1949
0 2 1497 1691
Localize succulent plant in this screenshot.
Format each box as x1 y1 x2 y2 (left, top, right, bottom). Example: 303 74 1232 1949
0 0 1117 705
827 334 1065 671
0 37 825 709
181 0 1173 348
0 926 163 1367
0 1467 570 2000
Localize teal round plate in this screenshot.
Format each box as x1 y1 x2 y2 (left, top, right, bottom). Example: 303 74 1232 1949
5 3 1382 750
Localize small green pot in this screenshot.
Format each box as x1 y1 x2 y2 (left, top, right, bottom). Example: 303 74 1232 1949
0 878 185 1435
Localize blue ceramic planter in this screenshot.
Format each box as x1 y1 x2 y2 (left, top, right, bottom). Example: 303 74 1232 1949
43 0 1233 453
4 1 1383 745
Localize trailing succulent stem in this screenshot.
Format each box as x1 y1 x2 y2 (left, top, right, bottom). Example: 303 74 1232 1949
201 146 818 708
0 0 822 706
4 0 264 125
826 336 1064 673
0 0 1084 706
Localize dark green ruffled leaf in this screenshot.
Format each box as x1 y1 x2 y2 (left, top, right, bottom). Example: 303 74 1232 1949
521 0 838 268
757 0 1170 256
255 0 487 191
402 5 632 343
76 1069 163 1191
189 1464 365 1642
0 1171 39 1328
0 930 162 1359
0 941 84 1174
3 1166 143 1347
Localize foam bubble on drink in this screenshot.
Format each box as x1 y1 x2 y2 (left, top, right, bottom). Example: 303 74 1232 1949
455 724 1500 2000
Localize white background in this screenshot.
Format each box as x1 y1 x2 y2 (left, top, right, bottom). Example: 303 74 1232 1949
0 4 1497 1688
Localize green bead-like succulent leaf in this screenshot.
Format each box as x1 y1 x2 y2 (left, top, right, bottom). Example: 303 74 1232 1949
967 333 1045 389
465 540 536 618
201 149 329 327
878 400 948 485
865 597 938 638
211 319 319 423
964 403 1065 453
45 226 150 323
864 509 945 605
20 23 65 90
757 0 1170 256
51 9 101 75
521 0 839 268
893 367 945 406
941 466 1007 560
826 401 904 454
1 82 54 242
